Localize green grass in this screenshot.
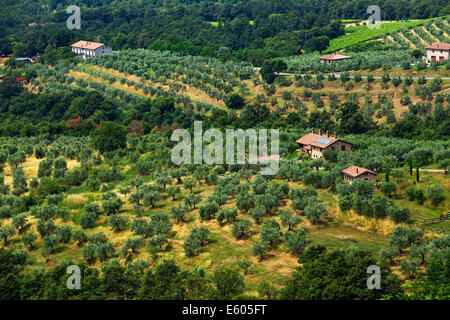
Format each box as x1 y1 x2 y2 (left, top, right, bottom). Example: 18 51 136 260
307 225 389 253
422 221 450 233
387 170 449 222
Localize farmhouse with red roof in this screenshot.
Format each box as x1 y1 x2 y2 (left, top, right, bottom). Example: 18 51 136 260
296 128 352 159
71 41 112 59
319 53 352 63
425 43 450 64
342 165 377 184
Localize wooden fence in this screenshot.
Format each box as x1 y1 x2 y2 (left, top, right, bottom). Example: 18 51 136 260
410 213 450 234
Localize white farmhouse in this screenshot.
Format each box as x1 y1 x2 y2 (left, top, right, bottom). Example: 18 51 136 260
70 41 112 59
425 43 450 64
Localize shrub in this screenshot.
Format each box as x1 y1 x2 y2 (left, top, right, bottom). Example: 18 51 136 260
231 219 252 239
225 93 245 109
108 214 128 232
80 211 97 229
388 205 410 223
380 181 397 197
425 185 445 205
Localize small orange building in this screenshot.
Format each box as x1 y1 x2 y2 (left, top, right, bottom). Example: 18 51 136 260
319 53 352 63
342 165 377 184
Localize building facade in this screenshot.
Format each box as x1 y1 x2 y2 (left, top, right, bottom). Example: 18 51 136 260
296 128 352 159
425 43 450 64
71 41 112 59
319 53 352 63
342 165 377 184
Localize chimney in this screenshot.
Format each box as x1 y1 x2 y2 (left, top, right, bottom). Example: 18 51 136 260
319 129 322 136
312 127 315 134
334 132 337 139
356 168 359 174
326 130 329 137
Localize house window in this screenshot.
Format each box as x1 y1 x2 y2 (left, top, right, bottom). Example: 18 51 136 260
341 145 346 151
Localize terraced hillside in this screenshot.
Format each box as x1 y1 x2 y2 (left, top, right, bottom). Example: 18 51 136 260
326 16 450 53
30 49 450 129
383 17 450 49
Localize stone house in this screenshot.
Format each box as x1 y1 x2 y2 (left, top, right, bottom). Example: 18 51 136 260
342 165 377 184
319 53 352 63
296 128 352 159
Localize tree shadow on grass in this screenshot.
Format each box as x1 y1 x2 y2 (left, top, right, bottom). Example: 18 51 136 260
53 245 68 254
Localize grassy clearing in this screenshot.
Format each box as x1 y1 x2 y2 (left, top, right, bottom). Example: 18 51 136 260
307 225 388 253
390 170 450 222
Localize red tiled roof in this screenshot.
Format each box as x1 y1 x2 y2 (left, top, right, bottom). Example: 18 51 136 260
342 165 376 178
296 133 336 147
319 53 352 61
15 77 27 81
426 43 450 51
296 132 353 148
71 41 105 50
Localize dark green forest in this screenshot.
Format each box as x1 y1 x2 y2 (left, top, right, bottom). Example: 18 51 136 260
2 0 450 63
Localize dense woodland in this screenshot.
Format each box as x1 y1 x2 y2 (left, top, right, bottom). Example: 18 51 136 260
1 0 450 63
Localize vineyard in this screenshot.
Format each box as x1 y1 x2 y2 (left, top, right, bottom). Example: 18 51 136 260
383 16 450 49
326 16 450 53
325 19 432 52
